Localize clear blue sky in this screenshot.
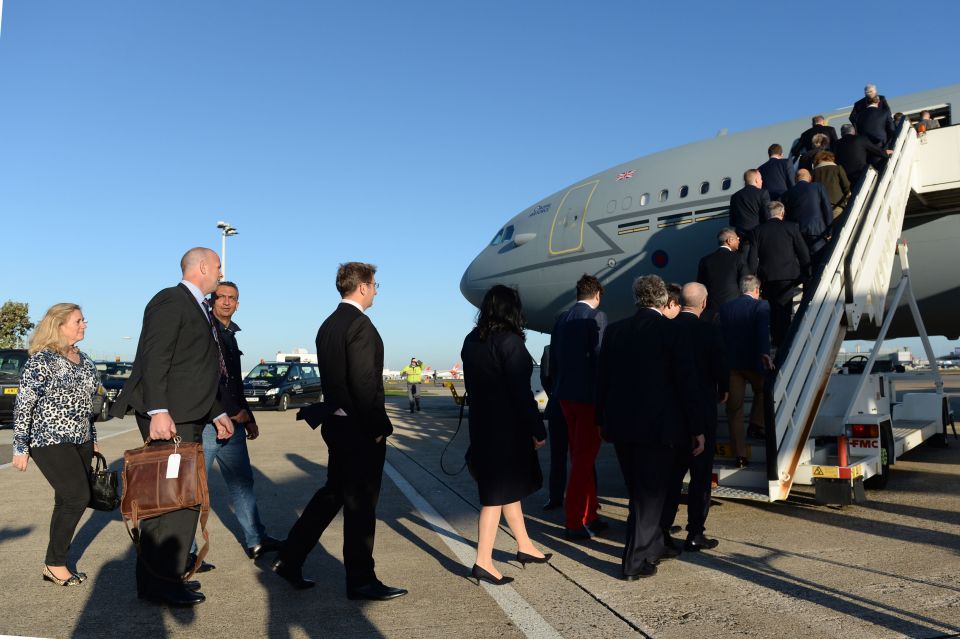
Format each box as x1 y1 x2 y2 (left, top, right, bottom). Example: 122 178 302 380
2 1 958 371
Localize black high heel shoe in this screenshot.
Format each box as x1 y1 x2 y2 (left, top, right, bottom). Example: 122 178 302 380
470 564 514 586
42 566 82 587
515 551 553 568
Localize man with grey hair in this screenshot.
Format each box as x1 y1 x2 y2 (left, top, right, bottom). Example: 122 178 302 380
749 201 810 347
112 247 234 606
697 227 747 322
597 274 699 579
835 123 890 188
719 275 773 467
660 282 727 551
850 84 890 123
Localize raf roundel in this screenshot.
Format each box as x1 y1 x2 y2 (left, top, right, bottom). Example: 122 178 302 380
651 250 669 268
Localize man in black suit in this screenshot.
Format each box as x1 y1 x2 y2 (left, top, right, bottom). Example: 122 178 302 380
728 169 771 250
834 124 891 188
781 169 834 265
696 227 748 322
660 283 727 551
758 143 796 201
790 115 838 159
749 202 811 347
597 275 698 580
112 247 234 607
849 83 890 124
550 274 608 539
273 262 407 601
854 95 896 148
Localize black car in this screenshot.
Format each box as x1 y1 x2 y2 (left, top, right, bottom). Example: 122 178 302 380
0 349 28 426
95 361 135 421
243 361 322 411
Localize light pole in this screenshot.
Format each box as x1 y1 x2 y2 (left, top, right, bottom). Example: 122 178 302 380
216 220 238 279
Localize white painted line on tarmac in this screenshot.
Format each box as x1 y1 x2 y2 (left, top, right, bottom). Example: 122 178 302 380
384 461 562 639
0 425 139 470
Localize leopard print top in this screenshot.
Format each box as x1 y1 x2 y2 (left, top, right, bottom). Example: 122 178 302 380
13 350 100 456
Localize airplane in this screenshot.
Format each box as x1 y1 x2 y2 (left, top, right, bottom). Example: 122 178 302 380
459 83 960 340
424 363 462 380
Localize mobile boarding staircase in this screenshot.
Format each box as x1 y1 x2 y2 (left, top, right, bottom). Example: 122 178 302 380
714 121 960 504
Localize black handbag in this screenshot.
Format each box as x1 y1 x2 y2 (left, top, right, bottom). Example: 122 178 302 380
89 451 120 511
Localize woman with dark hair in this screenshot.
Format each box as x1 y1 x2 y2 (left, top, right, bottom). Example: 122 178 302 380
461 285 550 585
12 303 100 587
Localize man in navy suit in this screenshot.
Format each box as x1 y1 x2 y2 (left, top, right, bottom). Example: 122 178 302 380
697 227 748 322
597 275 699 579
781 169 834 265
758 143 796 201
728 169 771 249
849 83 891 124
719 276 773 467
749 202 811 347
550 274 608 539
854 96 896 148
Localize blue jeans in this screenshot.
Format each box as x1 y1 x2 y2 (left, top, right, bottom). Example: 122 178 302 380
191 423 266 552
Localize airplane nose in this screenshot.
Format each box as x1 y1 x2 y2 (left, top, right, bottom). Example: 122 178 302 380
460 255 486 310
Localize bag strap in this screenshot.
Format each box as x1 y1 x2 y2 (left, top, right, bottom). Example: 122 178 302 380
439 396 468 476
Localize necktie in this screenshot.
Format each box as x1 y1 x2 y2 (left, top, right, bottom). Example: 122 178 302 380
202 300 229 380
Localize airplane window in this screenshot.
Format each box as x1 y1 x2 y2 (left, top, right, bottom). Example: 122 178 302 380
489 228 504 246
700 181 710 194
721 177 732 190
502 225 515 242
640 193 650 206
679 185 689 198
659 189 668 202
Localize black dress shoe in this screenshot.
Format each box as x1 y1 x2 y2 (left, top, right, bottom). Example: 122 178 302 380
347 581 408 600
586 518 609 534
138 587 206 607
246 535 285 559
564 526 591 540
658 545 681 561
685 534 719 551
271 559 316 590
184 553 216 575
662 533 682 551
542 499 563 511
183 580 201 592
623 561 658 580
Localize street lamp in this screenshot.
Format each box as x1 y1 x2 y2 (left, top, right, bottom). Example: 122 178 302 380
216 220 238 279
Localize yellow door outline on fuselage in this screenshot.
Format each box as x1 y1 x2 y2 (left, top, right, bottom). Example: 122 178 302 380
549 179 599 256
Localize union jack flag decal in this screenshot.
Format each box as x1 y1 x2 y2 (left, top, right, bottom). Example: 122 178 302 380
616 170 635 181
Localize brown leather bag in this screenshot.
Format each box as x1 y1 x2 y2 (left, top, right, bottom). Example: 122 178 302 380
121 436 210 581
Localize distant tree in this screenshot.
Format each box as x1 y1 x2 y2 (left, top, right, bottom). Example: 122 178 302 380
0 301 34 349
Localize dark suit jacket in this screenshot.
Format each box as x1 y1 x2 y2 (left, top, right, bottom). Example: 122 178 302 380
850 95 890 123
112 283 224 423
215 319 254 421
748 218 811 282
719 295 771 372
697 247 747 314
674 312 728 428
550 302 607 404
791 124 839 157
834 134 887 183
729 185 771 235
758 157 796 200
596 308 699 445
315 302 392 443
854 106 895 148
781 181 833 239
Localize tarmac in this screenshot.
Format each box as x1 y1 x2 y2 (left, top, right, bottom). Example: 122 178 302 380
1 383 960 639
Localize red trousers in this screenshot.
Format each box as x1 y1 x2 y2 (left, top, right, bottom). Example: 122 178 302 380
560 400 601 529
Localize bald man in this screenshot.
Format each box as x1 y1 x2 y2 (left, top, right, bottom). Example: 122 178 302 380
781 169 833 264
660 283 728 551
113 247 233 607
728 169 771 250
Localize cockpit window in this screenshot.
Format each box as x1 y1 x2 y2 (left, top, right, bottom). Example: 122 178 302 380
490 228 504 246
502 225 515 243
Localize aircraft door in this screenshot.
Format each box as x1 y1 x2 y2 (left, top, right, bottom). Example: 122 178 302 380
549 179 599 255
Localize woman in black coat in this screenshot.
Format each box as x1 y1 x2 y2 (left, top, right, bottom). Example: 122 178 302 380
461 285 550 585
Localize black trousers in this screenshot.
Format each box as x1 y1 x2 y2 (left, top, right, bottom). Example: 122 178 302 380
134 414 203 594
659 428 717 537
30 440 94 566
614 442 671 576
280 417 387 588
546 411 568 504
762 280 799 347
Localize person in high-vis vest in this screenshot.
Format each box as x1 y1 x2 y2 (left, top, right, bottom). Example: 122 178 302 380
401 358 423 413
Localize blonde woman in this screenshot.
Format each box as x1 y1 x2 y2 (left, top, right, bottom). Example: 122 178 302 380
12 303 101 587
